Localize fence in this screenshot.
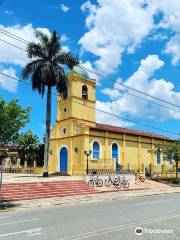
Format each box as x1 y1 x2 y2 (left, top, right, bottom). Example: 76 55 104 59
121 164 145 173
145 164 179 179
86 163 138 175
88 159 116 170
1 157 43 174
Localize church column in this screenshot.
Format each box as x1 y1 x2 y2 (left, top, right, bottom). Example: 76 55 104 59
122 134 126 168
69 137 73 175
149 138 155 174
104 131 109 168
138 136 142 172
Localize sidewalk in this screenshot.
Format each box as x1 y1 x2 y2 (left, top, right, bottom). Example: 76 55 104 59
1 178 180 212
2 173 84 183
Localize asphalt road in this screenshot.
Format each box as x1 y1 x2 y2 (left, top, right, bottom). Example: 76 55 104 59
0 192 180 240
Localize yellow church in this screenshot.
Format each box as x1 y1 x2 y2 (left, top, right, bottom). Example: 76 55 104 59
49 66 173 176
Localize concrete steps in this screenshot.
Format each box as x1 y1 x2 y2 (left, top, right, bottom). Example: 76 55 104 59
1 181 98 201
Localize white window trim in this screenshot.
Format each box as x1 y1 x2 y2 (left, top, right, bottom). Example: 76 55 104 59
111 141 120 163
156 150 162 165
91 139 102 160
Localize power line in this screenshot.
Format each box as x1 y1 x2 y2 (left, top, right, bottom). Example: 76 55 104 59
0 36 180 114
0 28 29 43
0 72 31 86
99 81 180 113
78 65 180 109
72 99 178 137
0 29 28 44
0 30 179 109
0 31 179 110
0 71 179 137
0 38 26 51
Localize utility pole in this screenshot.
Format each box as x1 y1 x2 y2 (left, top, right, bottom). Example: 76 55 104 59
84 150 92 175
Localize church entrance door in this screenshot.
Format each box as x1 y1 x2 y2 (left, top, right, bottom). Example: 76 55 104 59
60 147 68 172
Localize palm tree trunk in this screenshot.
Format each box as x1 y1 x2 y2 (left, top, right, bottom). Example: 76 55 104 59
43 86 52 177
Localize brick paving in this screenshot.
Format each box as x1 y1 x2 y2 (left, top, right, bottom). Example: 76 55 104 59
2 184 179 211
1 181 98 201
1 174 180 211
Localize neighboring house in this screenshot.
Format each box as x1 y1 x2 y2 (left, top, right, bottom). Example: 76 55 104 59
0 145 19 169
0 146 41 174
49 66 174 176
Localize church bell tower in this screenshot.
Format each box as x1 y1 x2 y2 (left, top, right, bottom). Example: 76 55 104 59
57 66 96 124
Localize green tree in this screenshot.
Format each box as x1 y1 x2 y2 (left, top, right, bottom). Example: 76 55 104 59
22 30 79 177
17 130 40 167
155 140 180 180
35 144 45 167
0 96 30 147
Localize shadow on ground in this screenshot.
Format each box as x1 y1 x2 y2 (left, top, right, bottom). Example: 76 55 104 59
0 201 20 211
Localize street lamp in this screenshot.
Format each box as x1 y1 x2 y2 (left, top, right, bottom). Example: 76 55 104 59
84 150 92 175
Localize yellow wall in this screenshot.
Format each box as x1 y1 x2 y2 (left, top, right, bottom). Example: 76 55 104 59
49 71 173 176
49 119 172 176
57 72 96 123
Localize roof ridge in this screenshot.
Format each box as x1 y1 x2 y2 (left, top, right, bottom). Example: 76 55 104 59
92 123 173 141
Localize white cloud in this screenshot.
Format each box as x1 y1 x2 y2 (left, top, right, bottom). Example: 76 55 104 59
164 34 180 65
79 0 180 74
0 24 70 67
96 100 133 128
148 33 168 41
61 34 69 42
152 0 180 33
97 55 180 126
125 55 164 90
152 0 180 65
81 0 97 17
0 24 51 67
60 4 70 12
62 45 70 52
79 0 155 74
80 60 98 82
101 78 123 100
0 66 18 92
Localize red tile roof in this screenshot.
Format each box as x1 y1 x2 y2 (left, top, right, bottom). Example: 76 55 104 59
90 123 173 141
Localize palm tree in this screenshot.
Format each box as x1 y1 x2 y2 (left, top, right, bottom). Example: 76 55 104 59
22 30 79 177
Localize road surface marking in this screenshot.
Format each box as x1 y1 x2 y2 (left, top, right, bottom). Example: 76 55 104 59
0 216 10 219
26 232 42 237
62 213 180 240
0 228 42 237
0 218 39 226
134 199 171 206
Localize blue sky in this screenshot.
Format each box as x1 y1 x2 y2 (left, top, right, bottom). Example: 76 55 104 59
0 0 180 141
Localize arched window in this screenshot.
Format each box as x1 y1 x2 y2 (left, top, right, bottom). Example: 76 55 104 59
93 141 100 159
157 148 161 165
82 85 88 100
112 143 118 161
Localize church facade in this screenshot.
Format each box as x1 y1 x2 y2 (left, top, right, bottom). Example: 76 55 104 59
49 66 173 176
